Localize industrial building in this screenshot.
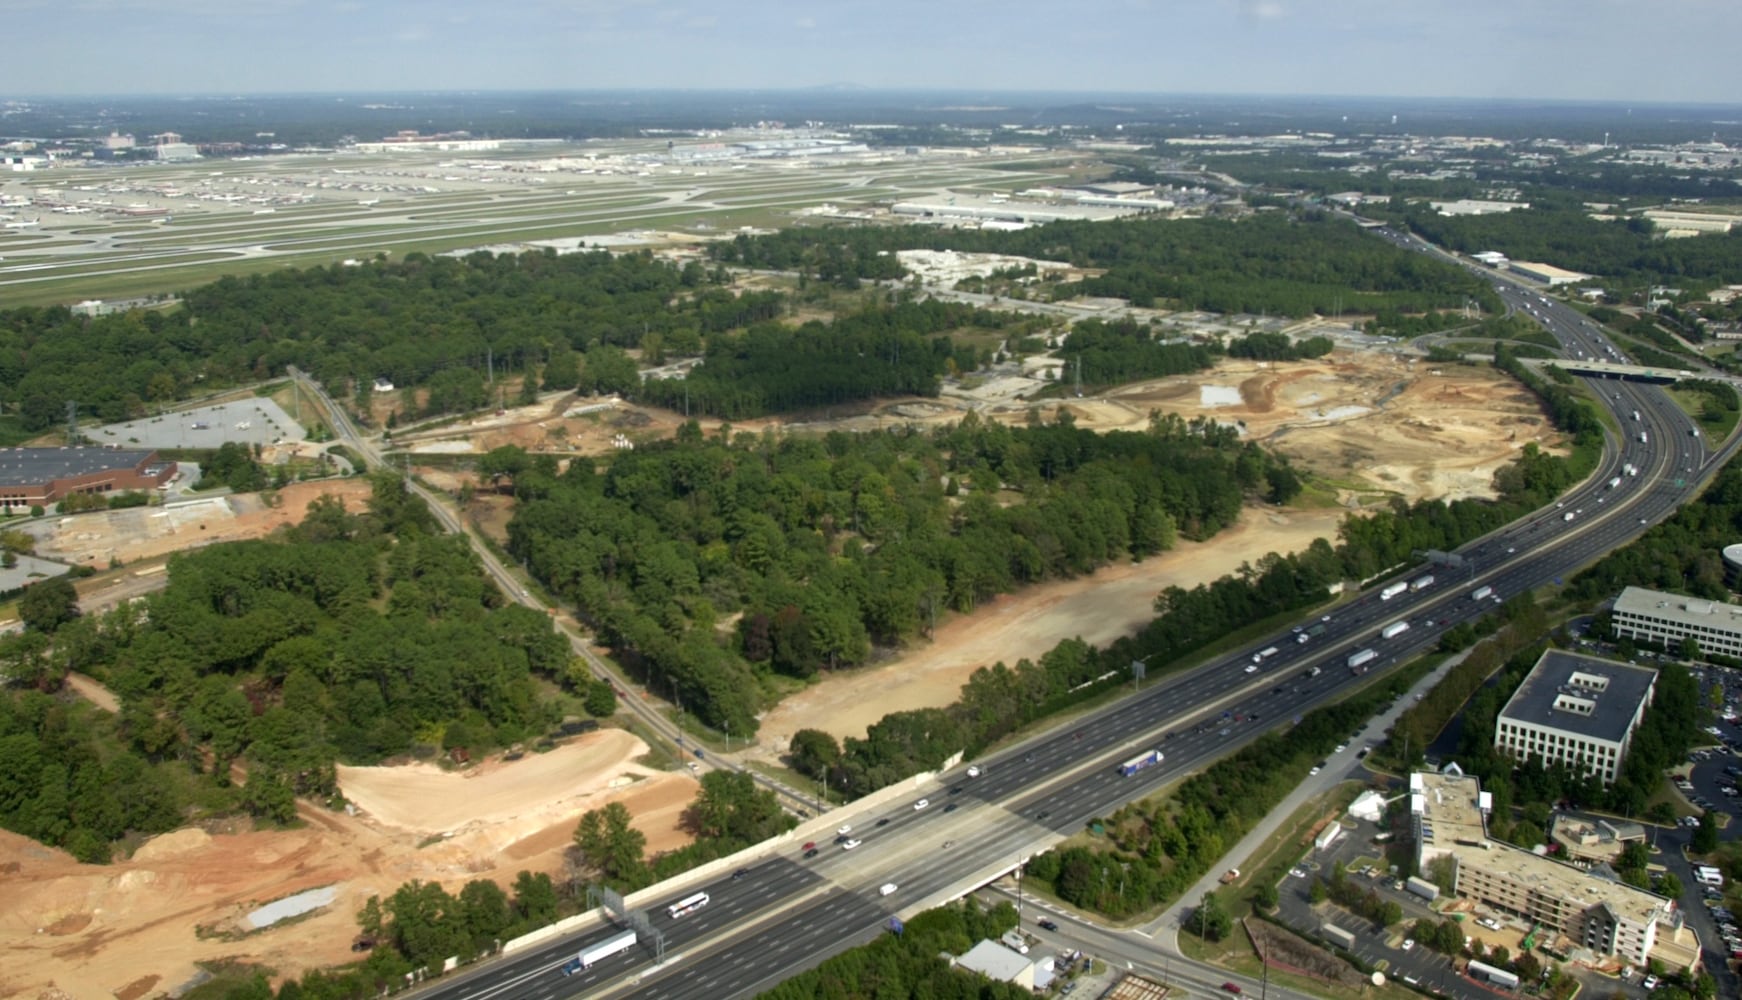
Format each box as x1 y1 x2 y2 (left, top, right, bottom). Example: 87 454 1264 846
1411 771 1699 972
1612 584 1742 658
891 193 1150 226
951 939 1052 990
0 448 177 512
1431 198 1529 216
1493 650 1655 785
1642 209 1737 235
1508 260 1591 286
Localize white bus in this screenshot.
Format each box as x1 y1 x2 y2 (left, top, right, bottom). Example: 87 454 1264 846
667 892 710 919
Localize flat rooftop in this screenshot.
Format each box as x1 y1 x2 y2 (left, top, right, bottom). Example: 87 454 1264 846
1509 260 1592 281
1497 650 1655 744
1615 584 1742 633
1413 772 1675 928
0 447 158 487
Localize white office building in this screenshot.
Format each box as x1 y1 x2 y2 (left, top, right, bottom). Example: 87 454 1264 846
1493 650 1655 785
1612 584 1742 658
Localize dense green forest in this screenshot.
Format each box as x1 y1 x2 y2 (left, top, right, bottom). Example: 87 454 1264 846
787 352 1597 798
712 212 1501 317
507 412 1291 736
636 299 1015 418
0 250 766 431
0 473 578 860
1403 205 1742 288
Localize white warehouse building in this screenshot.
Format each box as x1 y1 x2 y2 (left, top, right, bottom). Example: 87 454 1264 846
1612 584 1742 658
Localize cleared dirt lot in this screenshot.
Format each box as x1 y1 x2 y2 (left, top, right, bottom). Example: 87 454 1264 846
7 351 1552 995
403 352 1547 510
0 731 695 1000
754 505 1347 746
25 478 378 568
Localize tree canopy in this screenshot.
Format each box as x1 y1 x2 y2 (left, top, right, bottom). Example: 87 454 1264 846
0 476 576 858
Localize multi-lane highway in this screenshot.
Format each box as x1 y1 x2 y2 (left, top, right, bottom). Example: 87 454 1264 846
405 248 1733 998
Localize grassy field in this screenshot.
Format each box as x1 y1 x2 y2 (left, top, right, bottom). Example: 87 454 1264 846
0 143 1080 307
1666 385 1741 442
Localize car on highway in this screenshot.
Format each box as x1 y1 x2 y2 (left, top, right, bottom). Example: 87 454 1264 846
803 847 819 859
966 765 982 778
1039 918 1059 931
837 824 852 836
879 882 898 896
840 838 862 850
914 798 930 810
732 867 750 880
944 803 958 813
1036 810 1051 820
1221 983 1243 995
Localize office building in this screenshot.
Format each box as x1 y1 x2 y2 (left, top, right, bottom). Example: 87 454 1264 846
1494 650 1655 785
1612 584 1742 658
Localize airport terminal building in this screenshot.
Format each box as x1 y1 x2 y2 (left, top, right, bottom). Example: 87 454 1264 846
0 447 177 511
1412 771 1699 972
1493 649 1656 785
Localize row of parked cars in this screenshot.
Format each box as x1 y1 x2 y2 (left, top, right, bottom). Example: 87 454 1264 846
1704 889 1742 960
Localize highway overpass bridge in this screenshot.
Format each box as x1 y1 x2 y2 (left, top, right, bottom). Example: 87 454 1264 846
1530 357 1697 383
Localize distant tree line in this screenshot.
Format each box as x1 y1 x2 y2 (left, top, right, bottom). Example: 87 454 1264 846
711 212 1501 318
0 249 756 432
1404 205 1742 288
637 299 1012 419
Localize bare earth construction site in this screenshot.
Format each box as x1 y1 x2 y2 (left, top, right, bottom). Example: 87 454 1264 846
0 129 1565 999
0 342 1557 999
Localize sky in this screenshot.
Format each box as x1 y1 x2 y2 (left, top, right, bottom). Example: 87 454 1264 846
6 0 1741 103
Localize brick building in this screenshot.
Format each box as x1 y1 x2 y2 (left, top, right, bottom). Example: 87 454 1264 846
0 447 177 511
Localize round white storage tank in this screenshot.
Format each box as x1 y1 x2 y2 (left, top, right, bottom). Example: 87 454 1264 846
1725 543 1742 588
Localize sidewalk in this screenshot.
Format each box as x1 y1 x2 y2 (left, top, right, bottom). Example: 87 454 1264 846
1140 646 1476 951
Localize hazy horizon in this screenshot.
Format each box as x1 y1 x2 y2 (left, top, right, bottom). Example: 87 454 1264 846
6 1 1740 104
